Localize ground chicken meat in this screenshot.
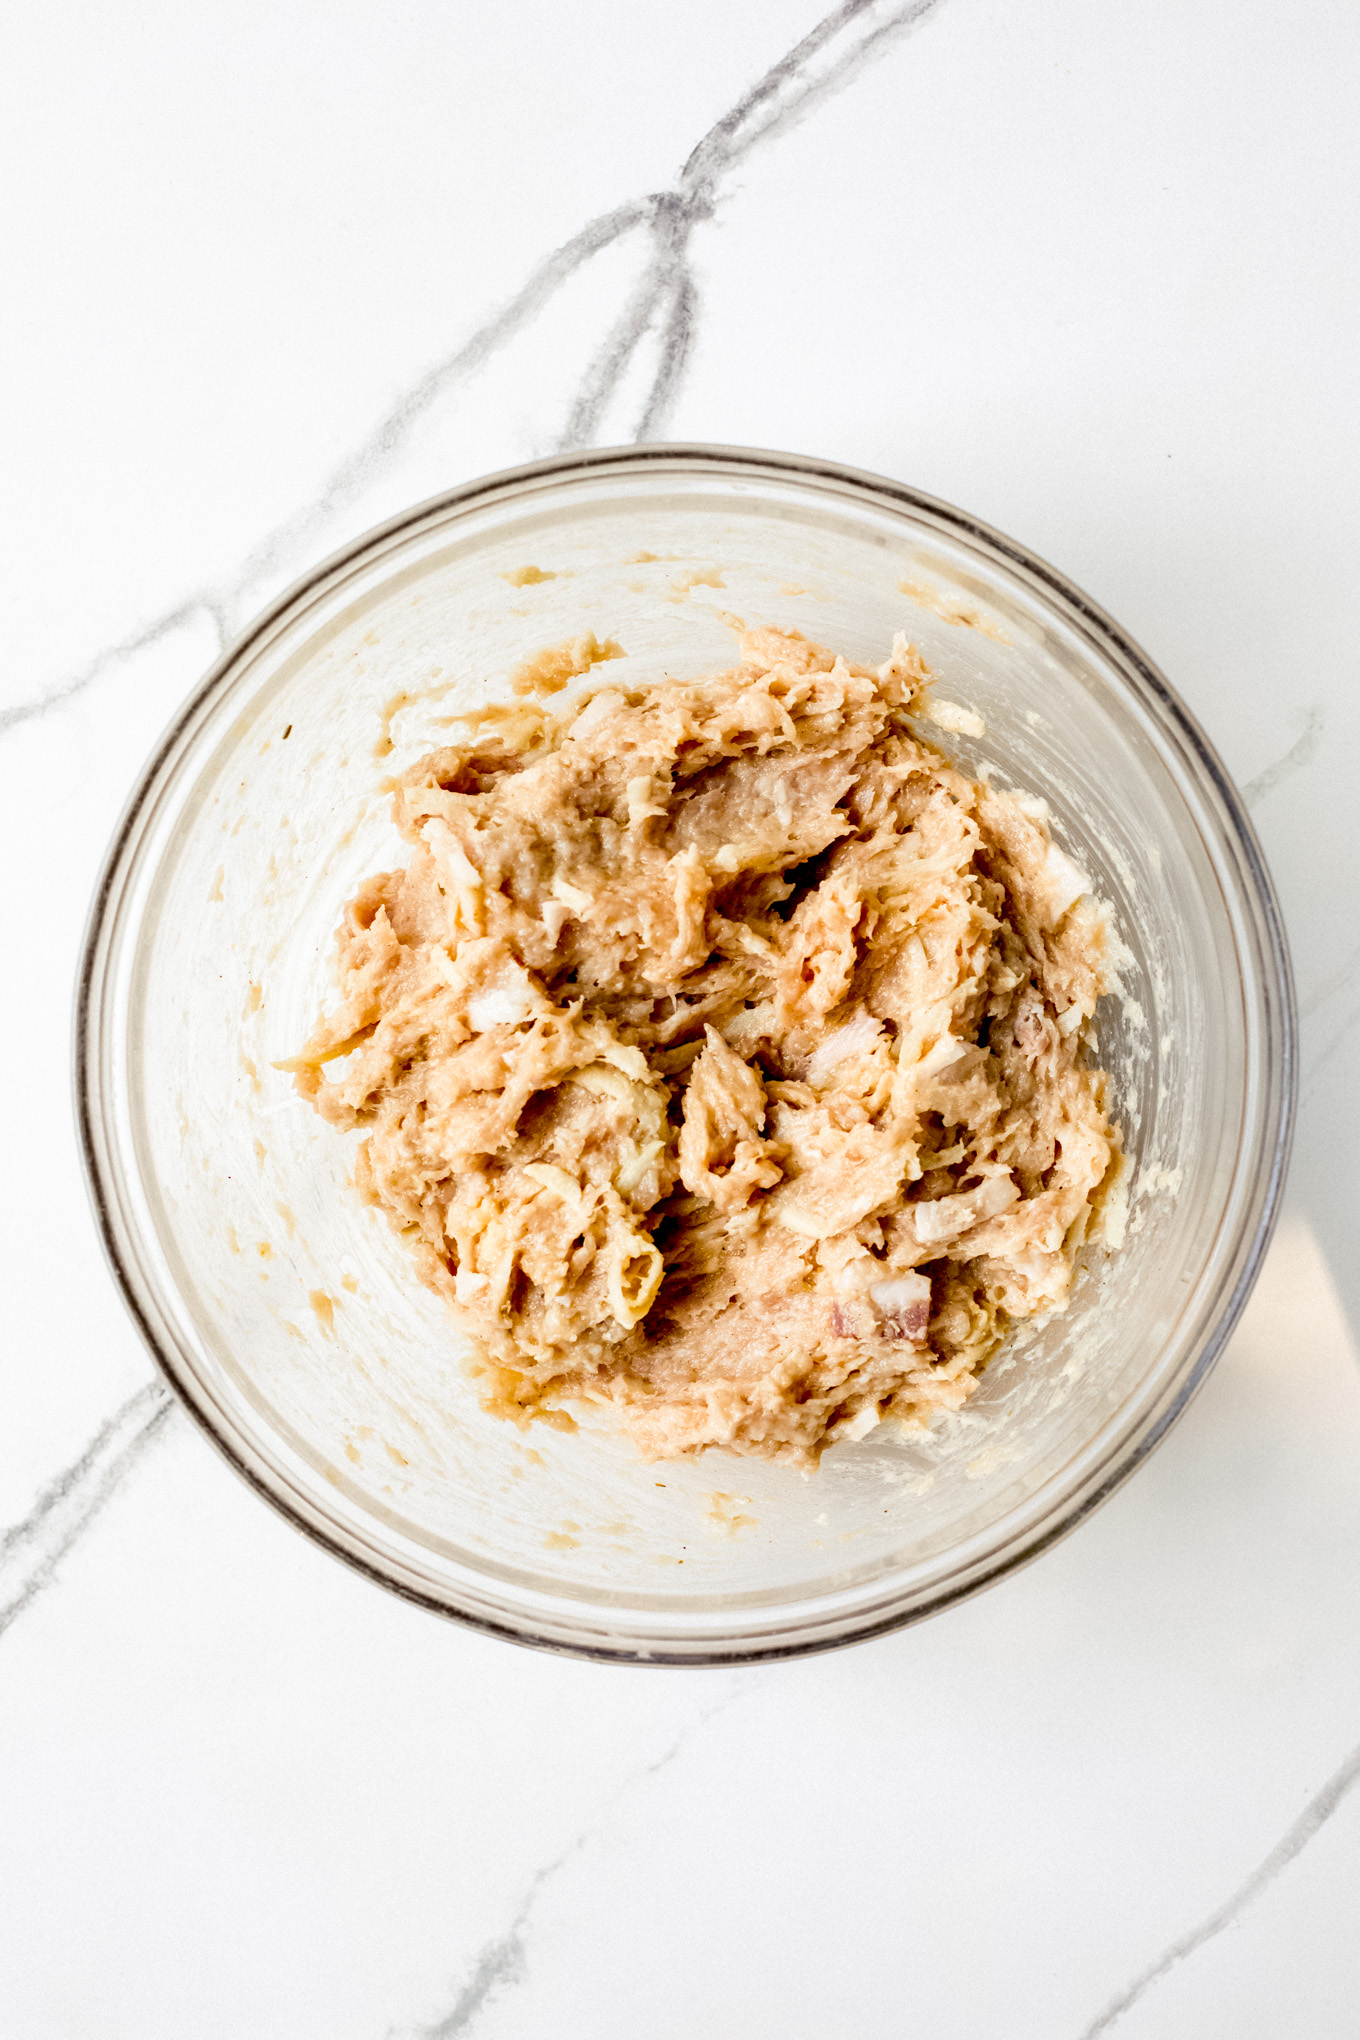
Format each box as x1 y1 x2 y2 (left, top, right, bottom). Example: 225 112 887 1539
287 626 1120 1466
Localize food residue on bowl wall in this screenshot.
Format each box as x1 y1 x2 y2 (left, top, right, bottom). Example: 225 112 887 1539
510 632 625 698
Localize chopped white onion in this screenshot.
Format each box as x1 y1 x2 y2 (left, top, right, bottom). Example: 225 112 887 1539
916 1033 967 1079
468 978 535 1031
923 697 986 739
806 1012 882 1084
869 1275 932 1318
912 1173 1018 1246
569 689 624 738
1042 841 1090 923
836 1404 882 1443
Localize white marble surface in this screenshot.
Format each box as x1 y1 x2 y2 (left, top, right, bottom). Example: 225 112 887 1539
3 1 1360 2031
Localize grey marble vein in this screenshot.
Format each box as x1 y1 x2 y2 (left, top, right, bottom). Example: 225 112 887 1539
0 1381 175 1640
636 264 701 443
400 1689 742 2039
1301 936 1360 1023
1301 997 1360 1106
1077 1733 1360 2036
2 0 952 1638
1297 939 1360 1102
557 217 686 452
0 597 227 741
0 199 649 742
2 0 947 742
1243 706 1324 807
409 1836 585 2040
561 0 949 446
227 196 655 620
683 0 944 193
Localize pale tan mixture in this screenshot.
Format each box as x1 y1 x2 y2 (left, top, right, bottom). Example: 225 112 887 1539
290 628 1119 1465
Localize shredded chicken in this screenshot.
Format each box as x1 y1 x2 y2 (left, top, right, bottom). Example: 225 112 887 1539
287 627 1120 1465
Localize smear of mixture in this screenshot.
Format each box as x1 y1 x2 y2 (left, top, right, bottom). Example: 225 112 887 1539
288 628 1120 1465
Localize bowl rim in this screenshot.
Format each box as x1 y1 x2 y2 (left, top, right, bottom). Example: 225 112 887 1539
74 440 1298 1664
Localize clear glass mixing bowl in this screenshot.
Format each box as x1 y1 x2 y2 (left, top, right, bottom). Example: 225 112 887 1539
77 445 1296 1663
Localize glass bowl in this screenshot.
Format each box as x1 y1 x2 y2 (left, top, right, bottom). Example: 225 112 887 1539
77 445 1296 1663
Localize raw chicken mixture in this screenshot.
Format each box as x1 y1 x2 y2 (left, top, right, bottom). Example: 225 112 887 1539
290 627 1120 1465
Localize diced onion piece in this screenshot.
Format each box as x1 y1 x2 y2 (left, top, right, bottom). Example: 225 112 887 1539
521 1162 584 1210
607 1234 665 1328
551 875 592 913
923 697 986 739
869 1273 932 1340
869 1276 931 1316
570 689 625 738
420 819 485 933
806 1012 883 1084
836 1403 882 1443
1042 841 1090 924
468 979 535 1031
912 1174 1018 1247
615 1138 668 1205
916 1033 967 1079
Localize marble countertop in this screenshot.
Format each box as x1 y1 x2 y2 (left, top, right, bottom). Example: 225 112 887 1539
4 2 1359 2032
